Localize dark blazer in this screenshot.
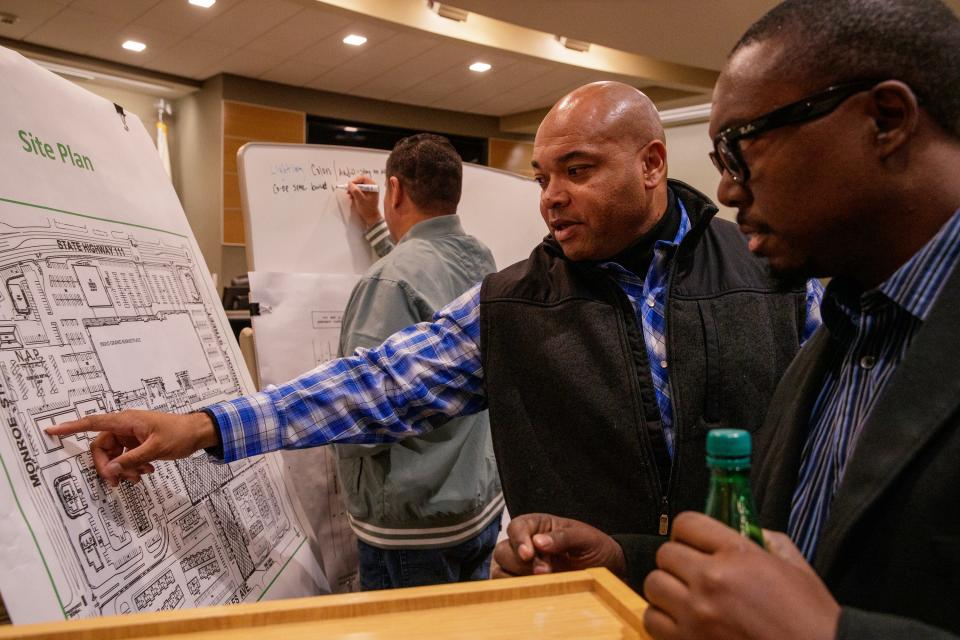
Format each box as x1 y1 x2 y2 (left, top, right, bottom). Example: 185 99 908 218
754 264 960 639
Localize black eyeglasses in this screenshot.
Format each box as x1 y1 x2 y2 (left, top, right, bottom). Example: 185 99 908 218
709 79 879 184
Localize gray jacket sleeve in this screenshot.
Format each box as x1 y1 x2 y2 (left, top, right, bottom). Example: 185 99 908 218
364 219 394 258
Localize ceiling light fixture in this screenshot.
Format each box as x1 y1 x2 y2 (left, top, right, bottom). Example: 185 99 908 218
122 40 147 52
468 61 491 73
35 61 96 81
555 35 590 53
343 126 359 133
342 34 367 46
188 0 216 7
31 59 182 95
427 1 468 22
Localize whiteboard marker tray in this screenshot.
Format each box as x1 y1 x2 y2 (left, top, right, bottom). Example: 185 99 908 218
1 569 650 640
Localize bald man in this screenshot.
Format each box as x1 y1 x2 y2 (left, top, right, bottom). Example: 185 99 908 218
48 83 821 587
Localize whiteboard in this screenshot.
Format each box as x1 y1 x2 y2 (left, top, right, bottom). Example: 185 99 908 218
238 142 545 273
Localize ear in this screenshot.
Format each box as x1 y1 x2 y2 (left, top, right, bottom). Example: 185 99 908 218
868 80 920 161
388 176 403 210
640 140 668 189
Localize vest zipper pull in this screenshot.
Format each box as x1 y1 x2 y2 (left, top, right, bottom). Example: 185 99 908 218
658 496 669 535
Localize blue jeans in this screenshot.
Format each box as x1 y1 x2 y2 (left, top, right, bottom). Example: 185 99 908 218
357 516 501 591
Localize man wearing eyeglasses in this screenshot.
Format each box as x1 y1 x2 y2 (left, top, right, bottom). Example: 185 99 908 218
641 1 960 639
47 82 822 589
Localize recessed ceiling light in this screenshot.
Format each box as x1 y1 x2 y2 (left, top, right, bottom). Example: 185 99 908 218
343 126 359 133
122 40 147 52
468 62 491 73
188 0 216 7
343 34 367 46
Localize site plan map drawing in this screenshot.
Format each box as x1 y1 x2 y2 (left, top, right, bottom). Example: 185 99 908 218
0 47 325 624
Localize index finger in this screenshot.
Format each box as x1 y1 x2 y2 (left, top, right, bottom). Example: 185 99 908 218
45 413 129 437
670 511 754 554
349 175 374 185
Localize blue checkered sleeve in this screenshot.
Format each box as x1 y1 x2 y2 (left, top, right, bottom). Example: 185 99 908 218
802 278 825 345
206 284 487 462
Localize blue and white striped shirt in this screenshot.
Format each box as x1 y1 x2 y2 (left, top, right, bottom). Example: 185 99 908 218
789 208 960 561
208 208 823 463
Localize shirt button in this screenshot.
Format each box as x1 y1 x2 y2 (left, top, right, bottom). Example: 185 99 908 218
660 360 668 369
860 355 876 370
647 296 656 307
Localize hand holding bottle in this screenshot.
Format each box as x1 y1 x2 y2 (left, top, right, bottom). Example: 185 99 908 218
642 512 840 640
703 429 765 546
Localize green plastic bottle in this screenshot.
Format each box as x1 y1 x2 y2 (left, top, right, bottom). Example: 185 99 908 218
704 429 765 547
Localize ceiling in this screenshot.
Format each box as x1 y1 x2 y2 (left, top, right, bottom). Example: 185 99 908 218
2 0 958 120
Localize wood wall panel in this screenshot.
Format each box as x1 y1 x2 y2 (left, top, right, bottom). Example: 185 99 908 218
222 136 247 175
223 209 246 245
488 138 535 178
223 101 304 141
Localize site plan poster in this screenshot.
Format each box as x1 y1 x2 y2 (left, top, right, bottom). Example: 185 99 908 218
0 47 326 624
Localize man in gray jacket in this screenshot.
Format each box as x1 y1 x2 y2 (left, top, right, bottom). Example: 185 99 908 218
337 134 502 590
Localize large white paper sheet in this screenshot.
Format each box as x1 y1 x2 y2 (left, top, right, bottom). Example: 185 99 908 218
248 272 360 389
0 47 326 624
249 271 361 593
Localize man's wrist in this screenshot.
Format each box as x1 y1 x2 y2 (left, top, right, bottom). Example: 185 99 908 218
363 216 385 231
190 410 219 451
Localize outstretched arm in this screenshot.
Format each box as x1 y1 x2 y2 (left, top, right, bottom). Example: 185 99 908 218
48 284 487 483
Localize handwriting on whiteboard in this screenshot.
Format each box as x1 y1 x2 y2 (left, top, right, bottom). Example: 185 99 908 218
269 162 386 198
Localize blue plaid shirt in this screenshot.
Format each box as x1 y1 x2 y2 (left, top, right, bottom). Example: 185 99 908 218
789 208 960 561
599 200 822 456
209 206 823 463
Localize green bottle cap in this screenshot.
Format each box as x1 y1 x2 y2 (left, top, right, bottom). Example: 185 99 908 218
706 428 752 469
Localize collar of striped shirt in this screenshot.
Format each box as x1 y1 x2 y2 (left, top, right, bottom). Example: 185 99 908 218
790 206 960 561
822 206 960 338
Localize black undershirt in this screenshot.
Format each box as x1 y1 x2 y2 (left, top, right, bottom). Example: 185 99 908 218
604 187 680 277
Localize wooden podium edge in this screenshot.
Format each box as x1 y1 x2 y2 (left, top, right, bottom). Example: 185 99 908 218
585 568 651 639
1 569 648 639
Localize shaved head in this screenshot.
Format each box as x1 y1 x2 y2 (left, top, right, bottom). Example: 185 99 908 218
541 81 665 149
